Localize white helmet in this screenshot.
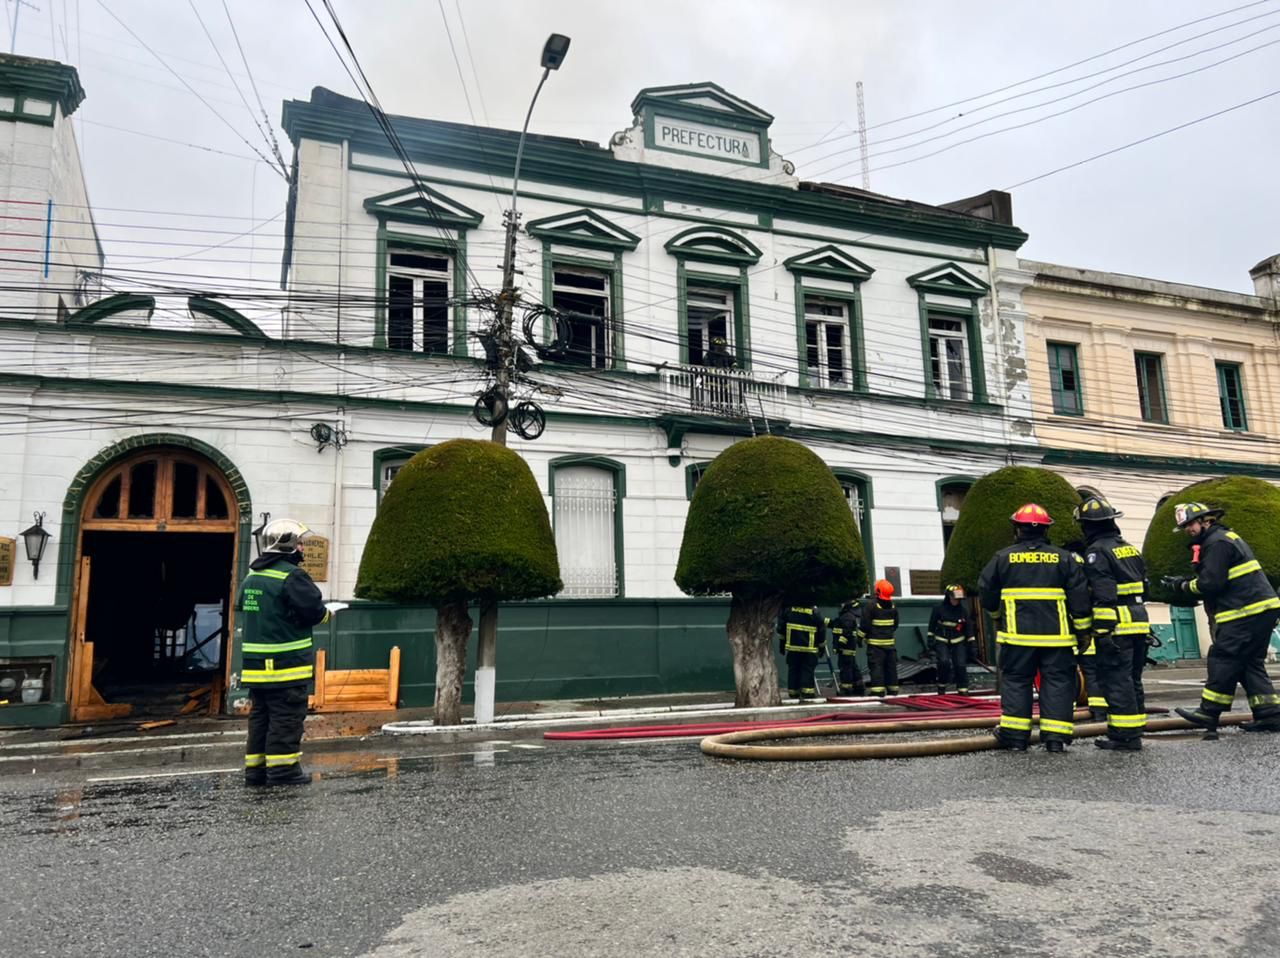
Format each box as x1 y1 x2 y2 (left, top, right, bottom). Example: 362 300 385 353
261 518 312 554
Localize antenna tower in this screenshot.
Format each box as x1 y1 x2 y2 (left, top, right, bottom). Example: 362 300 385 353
856 80 870 191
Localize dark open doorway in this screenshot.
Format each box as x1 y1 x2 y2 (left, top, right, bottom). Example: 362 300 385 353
80 530 234 717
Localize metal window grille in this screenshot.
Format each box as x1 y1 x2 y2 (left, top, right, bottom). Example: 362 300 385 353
554 466 618 597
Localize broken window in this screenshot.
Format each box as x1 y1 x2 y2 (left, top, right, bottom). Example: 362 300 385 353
387 247 451 354
552 267 610 369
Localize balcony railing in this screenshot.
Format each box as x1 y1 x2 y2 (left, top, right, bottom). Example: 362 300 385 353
660 363 788 420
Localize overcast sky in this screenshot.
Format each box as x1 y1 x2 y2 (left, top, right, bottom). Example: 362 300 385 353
15 0 1280 295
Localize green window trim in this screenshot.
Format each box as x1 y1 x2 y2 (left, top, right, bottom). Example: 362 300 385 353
677 265 751 370
1215 361 1248 432
936 475 975 551
373 227 470 353
548 455 627 599
791 281 867 391
684 461 713 500
1134 351 1169 424
830 468 875 581
1047 341 1083 416
372 445 431 503
540 245 627 370
918 301 988 404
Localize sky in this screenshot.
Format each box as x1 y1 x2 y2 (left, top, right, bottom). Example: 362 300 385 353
13 0 1280 296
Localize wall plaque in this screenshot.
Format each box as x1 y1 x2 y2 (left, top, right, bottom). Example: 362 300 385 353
301 535 329 583
0 537 14 586
910 570 943 595
883 566 902 597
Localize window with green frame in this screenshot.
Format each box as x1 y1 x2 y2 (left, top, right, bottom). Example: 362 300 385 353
1047 341 1082 415
1216 362 1248 431
1134 352 1168 423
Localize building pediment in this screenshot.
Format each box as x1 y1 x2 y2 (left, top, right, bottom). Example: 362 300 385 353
906 262 990 297
525 209 640 252
629 82 773 126
784 245 875 282
362 184 483 229
664 226 762 265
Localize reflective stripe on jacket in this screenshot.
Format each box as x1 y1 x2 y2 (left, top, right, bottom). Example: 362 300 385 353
1083 532 1150 637
236 556 326 686
778 605 825 653
927 599 973 644
1189 525 1280 625
978 537 1092 647
861 599 898 647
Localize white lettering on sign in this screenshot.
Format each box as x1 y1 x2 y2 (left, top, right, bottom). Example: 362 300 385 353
653 115 760 163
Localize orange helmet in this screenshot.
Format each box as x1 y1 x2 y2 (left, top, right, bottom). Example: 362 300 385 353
875 579 895 600
1010 502 1053 527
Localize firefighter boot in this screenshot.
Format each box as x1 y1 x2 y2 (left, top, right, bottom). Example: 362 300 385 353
1241 716 1280 733
266 764 312 786
244 767 267 787
1094 736 1142 751
1043 739 1066 754
1175 706 1219 731
990 729 1028 752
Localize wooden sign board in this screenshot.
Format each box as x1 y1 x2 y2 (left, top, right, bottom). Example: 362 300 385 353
301 535 329 583
910 570 943 596
0 537 14 586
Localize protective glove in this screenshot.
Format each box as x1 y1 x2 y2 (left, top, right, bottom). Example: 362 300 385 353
1093 630 1120 655
1161 575 1192 593
1076 632 1093 654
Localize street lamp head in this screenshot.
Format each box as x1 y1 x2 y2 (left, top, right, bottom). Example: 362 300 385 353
540 34 570 70
19 511 50 580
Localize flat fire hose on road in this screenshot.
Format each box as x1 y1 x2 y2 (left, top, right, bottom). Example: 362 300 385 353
700 711 1242 762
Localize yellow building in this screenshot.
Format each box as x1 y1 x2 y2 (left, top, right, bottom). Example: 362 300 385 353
1022 255 1280 653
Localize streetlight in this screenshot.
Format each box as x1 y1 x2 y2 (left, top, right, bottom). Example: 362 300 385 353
20 511 50 580
475 33 570 727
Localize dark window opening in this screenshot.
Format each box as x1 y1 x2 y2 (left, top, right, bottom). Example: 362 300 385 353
204 477 229 519
1135 352 1167 423
687 287 732 367
127 460 158 518
172 462 199 518
387 246 451 354
1048 342 1082 415
552 269 609 369
1217 362 1247 431
94 475 121 519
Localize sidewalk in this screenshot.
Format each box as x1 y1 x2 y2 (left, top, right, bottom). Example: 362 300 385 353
0 663 1267 777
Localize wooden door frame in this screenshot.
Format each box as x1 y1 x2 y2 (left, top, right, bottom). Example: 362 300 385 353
67 449 241 720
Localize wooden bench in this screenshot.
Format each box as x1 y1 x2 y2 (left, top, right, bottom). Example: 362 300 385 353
309 646 400 713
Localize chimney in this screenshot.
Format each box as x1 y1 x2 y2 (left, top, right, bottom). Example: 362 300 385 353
1249 254 1280 302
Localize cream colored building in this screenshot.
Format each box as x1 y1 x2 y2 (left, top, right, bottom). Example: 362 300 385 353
1022 254 1280 652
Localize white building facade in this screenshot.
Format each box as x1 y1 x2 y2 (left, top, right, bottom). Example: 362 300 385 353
1 73 1043 725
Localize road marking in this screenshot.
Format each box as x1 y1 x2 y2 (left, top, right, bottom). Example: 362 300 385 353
87 767 240 783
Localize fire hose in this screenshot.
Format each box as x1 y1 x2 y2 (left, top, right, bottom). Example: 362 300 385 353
700 710 1243 762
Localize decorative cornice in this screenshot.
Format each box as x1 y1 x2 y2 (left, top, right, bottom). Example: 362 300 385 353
362 184 483 229
0 55 84 116
784 245 875 282
664 225 762 265
906 261 991 298
526 208 640 252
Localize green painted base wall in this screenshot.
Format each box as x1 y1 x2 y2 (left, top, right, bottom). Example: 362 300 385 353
0 598 939 726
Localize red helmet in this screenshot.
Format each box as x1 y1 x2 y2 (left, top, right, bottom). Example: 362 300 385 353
1010 502 1053 527
875 579 895 600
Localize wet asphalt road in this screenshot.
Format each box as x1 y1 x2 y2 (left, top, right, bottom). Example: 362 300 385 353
2 728 1279 958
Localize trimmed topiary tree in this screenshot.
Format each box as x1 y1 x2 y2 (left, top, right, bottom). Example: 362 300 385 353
1143 476 1280 605
940 466 1084 591
355 438 561 726
675 436 867 707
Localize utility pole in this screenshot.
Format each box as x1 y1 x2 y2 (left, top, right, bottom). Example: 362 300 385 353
856 80 870 191
473 33 570 727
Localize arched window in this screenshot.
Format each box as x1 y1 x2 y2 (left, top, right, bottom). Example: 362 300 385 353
937 476 976 549
85 451 236 530
550 457 626 598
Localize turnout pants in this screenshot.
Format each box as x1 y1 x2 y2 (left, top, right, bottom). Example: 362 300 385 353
837 652 865 695
1198 610 1280 719
997 644 1076 744
935 642 970 693
867 645 898 695
785 651 820 700
1096 636 1147 742
247 685 308 781
1078 647 1108 714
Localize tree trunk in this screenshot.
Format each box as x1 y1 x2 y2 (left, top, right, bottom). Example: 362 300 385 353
726 593 784 708
434 601 473 726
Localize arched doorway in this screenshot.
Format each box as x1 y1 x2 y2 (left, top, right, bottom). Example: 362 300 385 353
69 449 241 721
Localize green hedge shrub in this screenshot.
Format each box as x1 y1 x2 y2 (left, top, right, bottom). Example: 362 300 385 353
940 466 1084 590
675 436 867 602
1143 476 1280 605
355 438 561 604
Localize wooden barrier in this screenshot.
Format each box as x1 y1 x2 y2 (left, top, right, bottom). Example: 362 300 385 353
309 646 400 713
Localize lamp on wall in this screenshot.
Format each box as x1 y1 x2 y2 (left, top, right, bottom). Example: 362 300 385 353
251 512 271 557
19 512 50 580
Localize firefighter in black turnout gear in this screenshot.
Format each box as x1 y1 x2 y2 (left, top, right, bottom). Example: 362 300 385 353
829 598 865 695
237 518 329 786
927 584 975 694
863 580 900 696
778 603 826 701
1165 502 1280 734
979 503 1092 753
1076 495 1151 751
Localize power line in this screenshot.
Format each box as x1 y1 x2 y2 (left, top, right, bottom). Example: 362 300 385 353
221 0 288 174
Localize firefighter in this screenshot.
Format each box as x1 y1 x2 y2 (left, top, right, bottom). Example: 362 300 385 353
1066 538 1110 722
237 518 329 786
862 580 899 696
829 597 865 695
1164 502 1280 734
1076 495 1150 751
777 602 826 702
927 584 976 694
979 503 1092 753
